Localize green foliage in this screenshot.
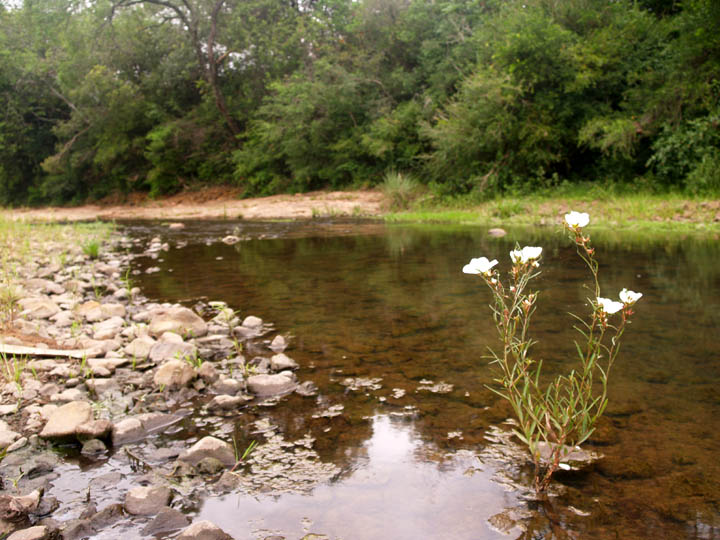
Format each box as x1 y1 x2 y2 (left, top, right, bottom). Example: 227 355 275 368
1 0 719 204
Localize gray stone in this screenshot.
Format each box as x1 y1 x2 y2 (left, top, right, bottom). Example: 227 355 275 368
197 362 219 383
211 378 243 395
112 418 146 446
39 401 92 440
142 507 190 536
124 336 156 360
241 315 262 329
49 388 85 403
149 341 197 363
269 334 288 352
80 439 107 455
148 307 207 338
6 525 51 540
207 395 247 412
75 419 113 442
0 489 42 521
92 316 124 340
0 424 20 449
88 503 124 530
6 437 27 453
153 360 196 389
488 227 507 237
124 485 172 515
176 520 233 540
246 373 296 396
85 378 119 397
179 436 235 468
24 278 64 295
18 297 60 319
135 412 182 433
196 457 226 475
270 353 298 371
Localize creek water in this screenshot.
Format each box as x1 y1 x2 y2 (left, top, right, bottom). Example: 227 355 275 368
123 219 719 539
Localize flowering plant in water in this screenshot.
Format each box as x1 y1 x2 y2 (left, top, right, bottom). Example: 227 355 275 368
464 212 642 493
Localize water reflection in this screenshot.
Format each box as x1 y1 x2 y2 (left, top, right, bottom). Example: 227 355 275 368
199 415 518 540
124 220 720 539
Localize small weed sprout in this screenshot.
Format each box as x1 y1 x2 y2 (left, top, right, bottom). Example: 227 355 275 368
1 352 28 394
231 438 257 472
464 211 642 493
82 239 101 259
0 283 21 328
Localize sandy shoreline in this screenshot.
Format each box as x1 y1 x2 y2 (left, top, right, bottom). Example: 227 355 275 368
1 189 385 222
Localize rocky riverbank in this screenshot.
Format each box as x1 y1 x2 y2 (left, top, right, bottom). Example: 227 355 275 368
0 223 331 540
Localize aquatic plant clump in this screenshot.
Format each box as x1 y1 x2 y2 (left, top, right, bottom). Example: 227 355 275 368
464 212 642 493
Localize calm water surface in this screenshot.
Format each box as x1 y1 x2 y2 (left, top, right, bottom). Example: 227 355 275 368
124 220 720 539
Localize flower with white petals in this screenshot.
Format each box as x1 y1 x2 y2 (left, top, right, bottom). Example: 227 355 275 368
565 211 590 229
596 297 623 314
463 257 498 276
619 288 642 305
510 246 543 265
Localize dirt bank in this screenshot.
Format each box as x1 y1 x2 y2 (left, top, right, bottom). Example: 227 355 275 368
3 188 385 222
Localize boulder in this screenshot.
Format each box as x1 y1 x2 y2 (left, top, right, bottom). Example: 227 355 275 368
176 521 233 540
178 436 235 468
124 485 172 515
148 307 207 338
39 401 92 441
153 360 196 389
246 373 296 396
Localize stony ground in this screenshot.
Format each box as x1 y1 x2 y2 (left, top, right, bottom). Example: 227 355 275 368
0 227 332 540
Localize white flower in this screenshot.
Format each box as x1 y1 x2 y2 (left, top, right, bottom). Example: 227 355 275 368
596 297 623 314
463 257 498 276
510 246 543 264
565 211 590 229
619 288 643 305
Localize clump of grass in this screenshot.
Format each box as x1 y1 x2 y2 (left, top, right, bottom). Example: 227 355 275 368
0 283 21 328
381 170 422 211
82 239 101 259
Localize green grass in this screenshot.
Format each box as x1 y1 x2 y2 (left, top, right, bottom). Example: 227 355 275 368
384 187 720 236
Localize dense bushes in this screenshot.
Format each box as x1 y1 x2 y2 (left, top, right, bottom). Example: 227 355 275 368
0 0 718 205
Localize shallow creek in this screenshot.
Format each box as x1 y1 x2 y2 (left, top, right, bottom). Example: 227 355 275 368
96 220 720 538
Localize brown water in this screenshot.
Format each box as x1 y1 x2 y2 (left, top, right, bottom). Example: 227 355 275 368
125 219 720 539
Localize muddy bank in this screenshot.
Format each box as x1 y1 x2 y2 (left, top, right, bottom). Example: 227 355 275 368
2 189 385 223
0 226 334 540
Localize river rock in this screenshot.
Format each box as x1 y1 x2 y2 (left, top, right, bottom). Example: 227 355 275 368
135 412 182 433
39 401 92 441
25 278 65 295
80 439 107 456
269 335 288 352
0 489 42 521
176 520 233 540
0 421 20 449
49 310 74 328
124 336 156 360
149 341 197 363
153 360 196 389
488 228 507 237
148 307 207 338
270 353 298 371
179 436 235 468
142 507 191 536
92 316 125 340
18 298 60 320
197 362 219 383
211 378 243 395
124 485 172 515
246 373 297 396
207 395 247 412
5 525 51 540
75 419 113 442
112 418 145 445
